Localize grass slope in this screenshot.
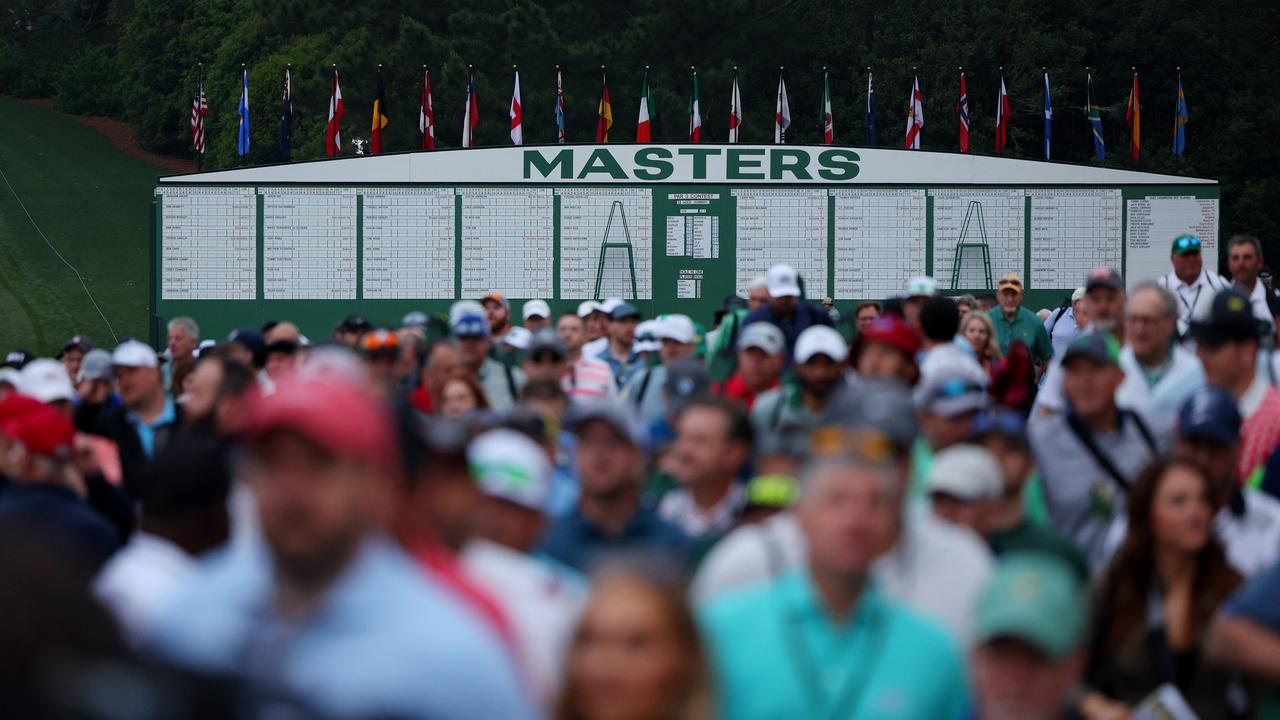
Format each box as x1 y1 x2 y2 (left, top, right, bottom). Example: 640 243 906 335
0 97 165 355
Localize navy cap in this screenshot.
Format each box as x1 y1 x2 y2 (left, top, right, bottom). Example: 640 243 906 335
227 328 267 367
1084 267 1124 292
1191 289 1262 346
610 303 641 321
1177 387 1242 445
970 407 1028 446
526 328 567 359
664 358 712 409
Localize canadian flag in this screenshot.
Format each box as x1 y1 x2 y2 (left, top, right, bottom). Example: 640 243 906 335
326 68 344 157
509 69 523 145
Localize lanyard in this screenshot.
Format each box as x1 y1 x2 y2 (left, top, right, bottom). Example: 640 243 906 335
780 591 890 720
1176 282 1203 321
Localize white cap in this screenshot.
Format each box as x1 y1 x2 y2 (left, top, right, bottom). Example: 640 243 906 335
522 299 552 322
907 276 939 297
598 298 624 316
112 340 159 368
576 300 601 318
633 320 662 354
748 275 769 292
468 428 552 512
927 444 1003 501
794 326 848 364
656 314 696 345
766 264 801 298
19 359 75 403
738 322 786 356
1071 286 1086 302
0 368 21 388
503 326 533 351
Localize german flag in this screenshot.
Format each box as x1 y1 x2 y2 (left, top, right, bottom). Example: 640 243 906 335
371 68 389 154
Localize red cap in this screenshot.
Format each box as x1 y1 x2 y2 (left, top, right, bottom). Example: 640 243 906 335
0 394 47 438
861 315 922 358
10 403 75 458
245 373 396 473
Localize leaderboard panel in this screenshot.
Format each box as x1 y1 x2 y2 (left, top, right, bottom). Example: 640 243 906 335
158 186 256 300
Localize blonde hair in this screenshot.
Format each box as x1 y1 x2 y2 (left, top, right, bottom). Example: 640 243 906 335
961 312 1003 360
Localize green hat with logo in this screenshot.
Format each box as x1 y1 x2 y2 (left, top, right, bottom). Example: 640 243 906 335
975 553 1087 659
1170 234 1202 256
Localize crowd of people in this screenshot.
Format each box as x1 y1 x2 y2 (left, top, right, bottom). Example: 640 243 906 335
2 232 1280 719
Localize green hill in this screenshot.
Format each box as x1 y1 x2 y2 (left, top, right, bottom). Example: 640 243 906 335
0 97 164 356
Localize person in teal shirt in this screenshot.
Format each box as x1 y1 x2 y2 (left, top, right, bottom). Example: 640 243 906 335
699 450 970 720
987 274 1054 377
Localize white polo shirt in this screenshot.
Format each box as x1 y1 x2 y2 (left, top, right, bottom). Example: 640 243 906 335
1158 270 1229 337
1215 490 1280 578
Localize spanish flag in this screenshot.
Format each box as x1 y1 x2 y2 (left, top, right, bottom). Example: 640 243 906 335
596 71 613 143
371 68 389 154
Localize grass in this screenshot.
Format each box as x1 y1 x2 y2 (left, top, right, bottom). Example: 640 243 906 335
0 97 165 355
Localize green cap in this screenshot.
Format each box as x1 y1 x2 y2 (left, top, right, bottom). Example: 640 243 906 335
975 553 1087 659
1061 331 1121 367
1171 234 1202 255
744 473 801 509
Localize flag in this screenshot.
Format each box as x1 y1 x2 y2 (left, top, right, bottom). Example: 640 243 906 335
1125 72 1140 162
994 75 1011 154
278 67 292 160
1043 72 1052 160
371 69 389 154
326 68 343 156
190 72 208 156
956 71 969 153
555 68 566 143
1086 73 1105 160
236 67 249 157
903 75 923 149
728 71 742 143
1173 73 1188 157
865 72 876 146
509 69 523 145
596 72 613 142
462 71 478 148
774 72 791 143
419 68 435 150
687 70 702 142
636 68 654 142
820 70 833 144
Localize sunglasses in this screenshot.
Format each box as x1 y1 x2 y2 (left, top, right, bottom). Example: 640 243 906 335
809 426 897 461
361 330 399 352
1173 235 1202 253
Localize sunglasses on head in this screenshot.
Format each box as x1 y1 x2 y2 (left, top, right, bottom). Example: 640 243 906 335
361 330 399 352
1174 235 1202 253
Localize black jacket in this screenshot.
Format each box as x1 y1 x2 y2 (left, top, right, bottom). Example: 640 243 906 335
91 402 183 499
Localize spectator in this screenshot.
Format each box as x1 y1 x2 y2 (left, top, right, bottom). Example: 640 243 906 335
165 317 199 397
1158 233 1230 339
522 328 569 385
1082 458 1246 719
263 337 299 380
56 335 93 384
745 275 769 311
954 294 978 319
179 354 255 438
623 314 697 425
977 292 998 313
902 275 939 331
556 313 617 402
969 553 1089 720
741 264 832 359
332 313 372 347
751 326 848 441
1034 269 1134 414
147 374 534 718
1208 559 1280 715
557 566 711 720
359 328 401 396
225 328 267 373
717 322 784 410
1030 332 1159 573
578 300 613 359
93 341 182 497
918 294 963 361
94 432 230 645
598 303 644 389
915 356 989 458
659 398 751 542
462 428 588 706
482 291 515 347
72 348 118 433
987 273 1054 379
1174 387 1280 577
1044 287 1086 359
264 320 302 346
854 300 881 334
410 339 464 415
19 358 76 418
736 472 801 527
820 296 840 322
523 299 552 333
961 311 1005 377
1228 234 1280 337
1036 308 1052 322
452 300 524 412
699 451 971 719
540 403 692 573
853 314 921 385
439 375 489 419
1192 289 1280 486
926 443 1004 536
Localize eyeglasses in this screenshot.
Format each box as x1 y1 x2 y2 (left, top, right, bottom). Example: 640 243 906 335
1173 235 1202 253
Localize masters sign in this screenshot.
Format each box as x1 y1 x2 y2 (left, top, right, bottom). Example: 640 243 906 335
523 146 860 182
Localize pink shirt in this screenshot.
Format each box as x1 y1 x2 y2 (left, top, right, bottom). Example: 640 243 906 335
562 357 617 402
1240 380 1280 485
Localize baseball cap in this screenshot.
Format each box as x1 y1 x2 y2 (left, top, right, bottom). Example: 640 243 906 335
1061 332 1121 367
568 400 647 448
970 407 1029 448
610 303 641 321
915 366 989 417
401 311 429 328
57 335 94 359
974 553 1087 659
18 359 75 404
906 275 938 298
1190 289 1262 346
859 315 922 359
598 299 624 315
928 443 1003 501
1171 234 1202 255
744 473 801 509
996 274 1023 292
795 326 848 364
527 328 567 359
450 300 490 338
337 314 372 334
633 320 661 354
522 300 551 322
664 358 712 409
7 402 75 459
1070 287 1086 302
1177 387 1242 445
738 322 786 357
1084 267 1124 292
766 264 801 298
502 326 533 351
228 328 267 366
821 379 919 453
656 314 696 345
245 372 396 474
480 292 510 309
77 349 113 382
0 368 20 388
468 428 552 512
577 300 602 318
112 340 159 369
3 350 34 370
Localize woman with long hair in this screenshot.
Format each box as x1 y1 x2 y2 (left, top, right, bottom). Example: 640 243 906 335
960 311 1005 378
1080 458 1248 719
438 375 490 419
557 565 712 720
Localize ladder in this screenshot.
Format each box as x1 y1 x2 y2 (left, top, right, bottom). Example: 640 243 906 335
949 200 994 291
593 201 639 300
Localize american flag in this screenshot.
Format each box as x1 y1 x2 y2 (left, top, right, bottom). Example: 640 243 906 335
190 76 208 154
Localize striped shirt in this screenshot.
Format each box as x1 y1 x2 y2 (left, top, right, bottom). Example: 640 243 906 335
1239 374 1280 485
562 358 617 402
